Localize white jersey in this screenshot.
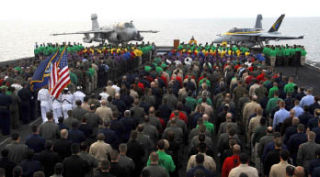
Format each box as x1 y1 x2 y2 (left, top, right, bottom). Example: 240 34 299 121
37 88 51 107
99 92 110 101
73 91 86 105
112 85 120 93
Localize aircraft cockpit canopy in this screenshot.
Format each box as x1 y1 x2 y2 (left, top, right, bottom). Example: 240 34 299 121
228 27 238 33
228 27 253 33
124 22 134 28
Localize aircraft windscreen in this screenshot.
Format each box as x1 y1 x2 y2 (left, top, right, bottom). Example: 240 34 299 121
228 27 238 33
228 28 253 33
124 22 134 28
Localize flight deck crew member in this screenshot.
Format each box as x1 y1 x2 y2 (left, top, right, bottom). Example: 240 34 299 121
52 95 63 123
0 87 12 135
73 86 85 108
61 88 73 119
37 86 51 123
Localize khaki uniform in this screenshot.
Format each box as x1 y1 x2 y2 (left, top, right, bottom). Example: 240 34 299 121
186 153 216 173
247 115 262 141
228 164 258 177
89 140 113 161
95 105 113 123
269 161 292 177
105 86 116 98
243 101 261 132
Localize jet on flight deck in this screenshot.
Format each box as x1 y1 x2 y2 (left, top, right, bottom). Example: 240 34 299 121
52 14 159 44
213 14 304 47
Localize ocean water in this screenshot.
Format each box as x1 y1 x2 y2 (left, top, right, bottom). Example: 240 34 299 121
0 17 319 63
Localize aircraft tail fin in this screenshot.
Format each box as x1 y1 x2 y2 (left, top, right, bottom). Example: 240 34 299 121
254 14 263 29
91 14 101 39
91 14 99 30
268 14 285 32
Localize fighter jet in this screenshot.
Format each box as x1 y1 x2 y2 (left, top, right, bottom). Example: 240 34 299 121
52 14 159 44
213 14 304 47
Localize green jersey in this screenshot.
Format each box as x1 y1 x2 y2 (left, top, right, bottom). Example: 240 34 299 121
266 97 283 113
147 150 176 173
197 97 213 106
185 96 197 111
269 49 277 57
301 49 307 56
284 82 296 94
197 121 214 135
268 86 279 98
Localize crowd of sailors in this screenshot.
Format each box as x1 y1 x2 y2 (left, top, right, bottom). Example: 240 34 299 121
0 42 318 177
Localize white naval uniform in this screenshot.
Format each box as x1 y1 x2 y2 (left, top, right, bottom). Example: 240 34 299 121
73 91 86 108
61 93 74 119
99 92 110 101
52 95 62 123
37 88 52 123
112 84 120 94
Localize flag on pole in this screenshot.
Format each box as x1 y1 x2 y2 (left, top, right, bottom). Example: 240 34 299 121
49 47 70 98
30 50 59 91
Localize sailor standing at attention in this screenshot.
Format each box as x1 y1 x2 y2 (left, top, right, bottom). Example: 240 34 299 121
37 86 51 123
52 95 62 123
61 88 73 119
73 86 86 108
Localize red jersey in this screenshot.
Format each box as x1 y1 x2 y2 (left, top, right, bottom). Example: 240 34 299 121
256 72 265 82
221 155 240 177
169 111 188 124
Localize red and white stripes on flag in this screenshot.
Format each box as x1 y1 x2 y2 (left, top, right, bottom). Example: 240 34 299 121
49 62 58 95
49 49 70 98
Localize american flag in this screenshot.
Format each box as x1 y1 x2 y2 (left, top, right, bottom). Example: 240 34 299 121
49 48 70 98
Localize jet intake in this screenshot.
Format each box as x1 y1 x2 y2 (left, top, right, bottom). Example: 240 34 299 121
83 34 93 43
83 38 93 43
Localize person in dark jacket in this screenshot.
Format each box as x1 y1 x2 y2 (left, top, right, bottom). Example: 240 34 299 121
0 87 12 135
0 149 16 177
20 151 42 177
12 165 23 177
121 110 137 142
287 124 307 164
63 143 89 177
118 143 135 175
109 150 129 177
299 106 313 126
94 159 115 177
79 142 98 177
68 121 86 143
72 100 88 121
5 133 29 164
98 120 119 149
127 130 145 177
35 141 60 177
110 112 125 142
53 129 72 160
18 83 32 124
83 104 101 135
263 138 282 176
79 117 93 138
25 125 45 153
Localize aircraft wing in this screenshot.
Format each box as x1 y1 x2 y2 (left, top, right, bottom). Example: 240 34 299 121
258 33 304 40
228 33 304 40
138 30 159 33
51 29 114 36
